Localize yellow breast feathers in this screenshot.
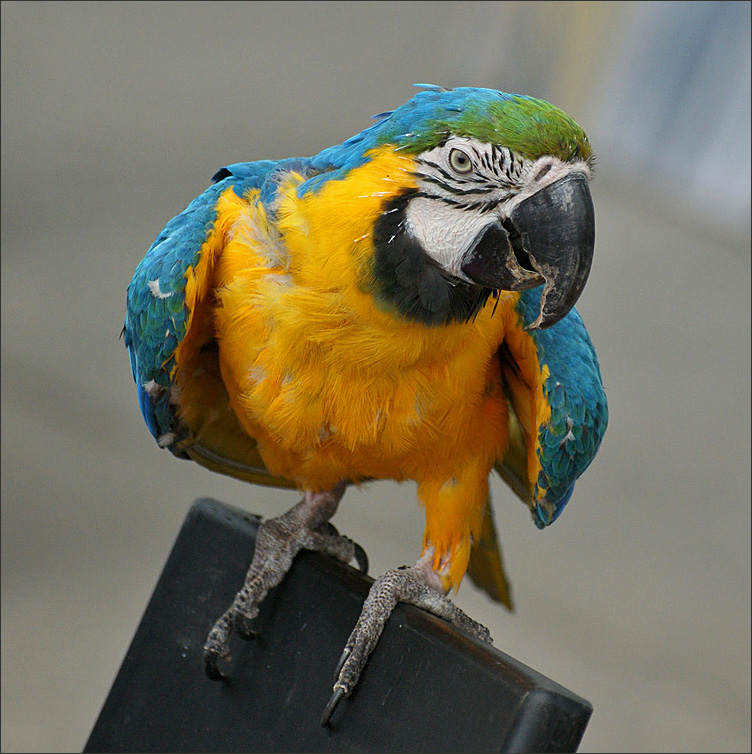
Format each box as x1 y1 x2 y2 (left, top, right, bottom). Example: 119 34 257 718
211 146 518 588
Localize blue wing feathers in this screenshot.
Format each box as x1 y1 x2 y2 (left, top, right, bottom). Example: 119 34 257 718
516 287 608 527
124 163 281 444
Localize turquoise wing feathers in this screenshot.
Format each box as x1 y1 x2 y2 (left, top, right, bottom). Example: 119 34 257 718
123 162 278 447
517 288 608 529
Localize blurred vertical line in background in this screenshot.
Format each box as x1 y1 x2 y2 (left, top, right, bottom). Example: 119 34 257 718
453 1 751 240
585 0 751 235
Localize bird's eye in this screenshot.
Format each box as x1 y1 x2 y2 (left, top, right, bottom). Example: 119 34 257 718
448 148 473 174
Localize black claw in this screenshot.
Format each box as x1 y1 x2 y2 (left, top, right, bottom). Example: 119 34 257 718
333 646 350 682
203 651 228 682
317 521 339 537
320 686 346 727
352 542 369 574
234 614 259 641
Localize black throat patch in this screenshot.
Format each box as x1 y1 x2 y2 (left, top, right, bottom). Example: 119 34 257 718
370 190 492 326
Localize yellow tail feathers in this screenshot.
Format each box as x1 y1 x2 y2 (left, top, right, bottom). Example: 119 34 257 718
466 497 514 611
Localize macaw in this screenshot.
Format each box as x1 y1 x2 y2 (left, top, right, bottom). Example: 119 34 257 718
124 85 607 725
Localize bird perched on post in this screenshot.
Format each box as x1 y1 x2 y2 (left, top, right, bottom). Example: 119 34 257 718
124 85 608 725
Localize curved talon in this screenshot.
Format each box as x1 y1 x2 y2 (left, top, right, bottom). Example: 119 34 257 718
352 541 369 574
203 650 228 682
233 613 259 641
320 685 347 727
317 521 339 537
333 646 350 682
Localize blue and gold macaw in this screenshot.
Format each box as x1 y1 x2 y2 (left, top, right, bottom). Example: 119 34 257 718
124 85 607 724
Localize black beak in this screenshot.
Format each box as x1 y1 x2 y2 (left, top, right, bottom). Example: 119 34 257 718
460 172 595 330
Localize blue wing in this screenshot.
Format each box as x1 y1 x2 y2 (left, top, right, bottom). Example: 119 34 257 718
124 161 279 448
496 287 608 529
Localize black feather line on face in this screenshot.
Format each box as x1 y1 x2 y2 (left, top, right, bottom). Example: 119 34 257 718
370 190 492 326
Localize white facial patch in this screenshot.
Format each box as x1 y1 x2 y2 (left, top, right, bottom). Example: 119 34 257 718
404 197 497 279
406 136 592 279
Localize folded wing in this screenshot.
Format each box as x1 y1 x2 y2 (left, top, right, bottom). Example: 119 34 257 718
124 163 296 488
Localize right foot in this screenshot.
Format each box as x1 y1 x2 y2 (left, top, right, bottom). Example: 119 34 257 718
203 482 367 680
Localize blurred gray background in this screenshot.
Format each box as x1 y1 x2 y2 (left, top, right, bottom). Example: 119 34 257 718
2 2 750 751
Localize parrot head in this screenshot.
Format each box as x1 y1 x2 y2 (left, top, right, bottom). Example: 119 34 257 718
312 85 595 329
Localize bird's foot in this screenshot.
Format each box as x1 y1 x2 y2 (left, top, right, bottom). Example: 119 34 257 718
321 551 492 726
203 482 367 681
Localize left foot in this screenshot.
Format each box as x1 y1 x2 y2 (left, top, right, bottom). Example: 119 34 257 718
321 552 492 726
